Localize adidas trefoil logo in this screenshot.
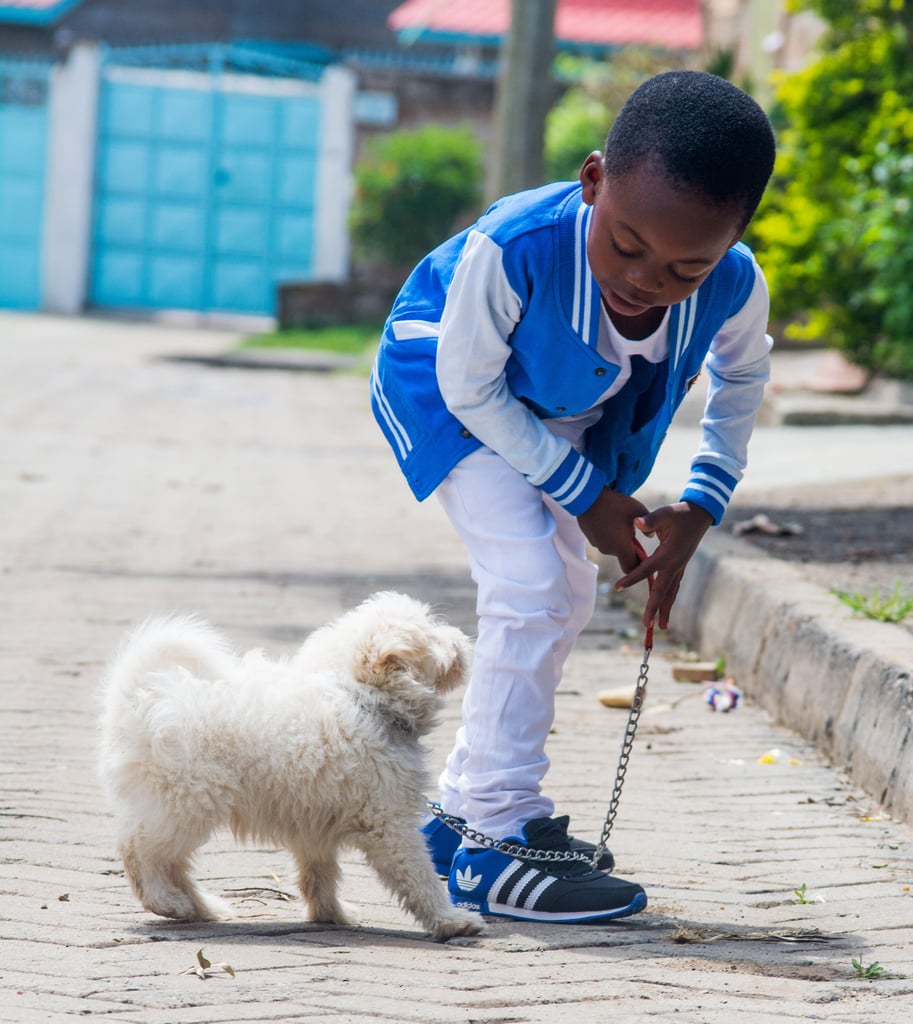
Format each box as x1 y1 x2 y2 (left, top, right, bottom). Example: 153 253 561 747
455 865 483 892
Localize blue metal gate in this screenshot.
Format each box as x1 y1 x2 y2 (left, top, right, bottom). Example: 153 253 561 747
0 57 51 310
90 48 323 316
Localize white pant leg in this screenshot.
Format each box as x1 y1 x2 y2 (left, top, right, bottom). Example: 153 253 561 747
435 447 598 840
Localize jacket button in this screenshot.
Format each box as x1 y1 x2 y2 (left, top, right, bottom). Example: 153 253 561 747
460 428 472 438
594 367 606 376
556 406 566 412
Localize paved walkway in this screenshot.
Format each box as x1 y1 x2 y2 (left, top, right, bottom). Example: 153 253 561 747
2 312 912 1023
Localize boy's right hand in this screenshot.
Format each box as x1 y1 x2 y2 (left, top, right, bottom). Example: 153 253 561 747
576 488 648 574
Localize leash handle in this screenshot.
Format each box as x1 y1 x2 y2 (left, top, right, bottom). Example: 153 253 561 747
632 537 655 651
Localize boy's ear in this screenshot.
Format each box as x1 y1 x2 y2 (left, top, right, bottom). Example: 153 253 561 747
579 151 604 205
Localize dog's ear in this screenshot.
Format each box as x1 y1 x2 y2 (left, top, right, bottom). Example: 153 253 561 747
354 626 407 684
342 593 471 732
353 626 443 733
353 623 470 693
353 626 423 686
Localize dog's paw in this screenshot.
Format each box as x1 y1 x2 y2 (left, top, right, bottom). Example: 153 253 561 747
308 899 360 928
142 892 234 923
428 908 485 942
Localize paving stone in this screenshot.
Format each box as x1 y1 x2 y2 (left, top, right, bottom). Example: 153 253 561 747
1 312 912 1023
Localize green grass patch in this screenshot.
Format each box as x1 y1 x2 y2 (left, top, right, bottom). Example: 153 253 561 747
832 580 913 623
242 323 383 357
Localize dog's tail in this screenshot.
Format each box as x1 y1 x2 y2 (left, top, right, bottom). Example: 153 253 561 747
98 616 238 804
99 614 237 724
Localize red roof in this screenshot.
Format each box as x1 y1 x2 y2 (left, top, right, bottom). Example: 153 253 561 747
389 0 703 51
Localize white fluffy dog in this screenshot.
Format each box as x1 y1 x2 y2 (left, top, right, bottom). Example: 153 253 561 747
98 591 481 941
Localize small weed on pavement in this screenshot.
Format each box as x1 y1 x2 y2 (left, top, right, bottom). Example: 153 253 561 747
792 882 825 905
852 957 887 980
833 580 913 623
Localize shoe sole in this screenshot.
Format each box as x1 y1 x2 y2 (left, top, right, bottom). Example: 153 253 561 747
450 889 647 923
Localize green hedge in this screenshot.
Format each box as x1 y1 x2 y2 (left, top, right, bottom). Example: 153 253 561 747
349 125 483 270
749 0 913 377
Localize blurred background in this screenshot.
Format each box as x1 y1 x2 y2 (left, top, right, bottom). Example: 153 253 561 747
0 1 909 382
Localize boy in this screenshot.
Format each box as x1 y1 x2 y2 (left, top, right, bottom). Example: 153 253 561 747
370 71 776 923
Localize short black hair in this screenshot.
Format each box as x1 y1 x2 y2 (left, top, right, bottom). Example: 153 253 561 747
603 70 776 229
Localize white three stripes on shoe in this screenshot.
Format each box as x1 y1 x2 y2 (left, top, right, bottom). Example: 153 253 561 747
492 859 558 910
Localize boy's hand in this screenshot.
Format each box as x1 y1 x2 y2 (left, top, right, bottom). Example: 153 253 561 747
577 488 649 574
615 501 713 630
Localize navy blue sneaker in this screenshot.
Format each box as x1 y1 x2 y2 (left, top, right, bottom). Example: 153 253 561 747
446 817 645 923
422 813 615 877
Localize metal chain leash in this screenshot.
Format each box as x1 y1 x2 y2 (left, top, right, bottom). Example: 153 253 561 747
427 547 656 871
425 802 593 866
426 637 651 870
590 642 651 868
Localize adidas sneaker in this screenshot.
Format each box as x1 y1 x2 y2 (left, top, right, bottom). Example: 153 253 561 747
421 813 615 877
446 817 645 923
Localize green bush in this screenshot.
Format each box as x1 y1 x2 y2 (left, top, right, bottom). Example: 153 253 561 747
545 50 683 182
748 0 913 377
349 124 483 270
545 87 610 182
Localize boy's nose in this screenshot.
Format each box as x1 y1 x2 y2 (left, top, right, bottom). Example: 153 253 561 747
625 269 663 294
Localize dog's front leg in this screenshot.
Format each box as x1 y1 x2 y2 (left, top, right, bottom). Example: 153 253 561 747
292 846 358 926
360 827 484 941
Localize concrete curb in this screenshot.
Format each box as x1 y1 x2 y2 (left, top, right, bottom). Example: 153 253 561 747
760 390 913 426
675 529 913 824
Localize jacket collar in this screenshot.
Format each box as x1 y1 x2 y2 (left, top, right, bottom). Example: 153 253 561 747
559 186 702 370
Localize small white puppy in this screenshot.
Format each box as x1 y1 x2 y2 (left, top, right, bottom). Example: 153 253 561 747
98 591 481 941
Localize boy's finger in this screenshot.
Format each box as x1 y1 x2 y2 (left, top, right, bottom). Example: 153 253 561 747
614 562 648 590
633 515 656 537
652 573 682 630
642 577 665 624
614 551 658 590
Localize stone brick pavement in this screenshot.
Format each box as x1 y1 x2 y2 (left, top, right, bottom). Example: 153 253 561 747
2 312 912 1023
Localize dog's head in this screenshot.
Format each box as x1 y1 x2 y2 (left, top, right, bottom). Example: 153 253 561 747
334 592 471 734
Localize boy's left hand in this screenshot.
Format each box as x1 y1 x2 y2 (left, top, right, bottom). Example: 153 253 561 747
614 501 713 631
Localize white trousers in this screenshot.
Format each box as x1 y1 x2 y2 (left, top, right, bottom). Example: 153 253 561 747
435 446 598 840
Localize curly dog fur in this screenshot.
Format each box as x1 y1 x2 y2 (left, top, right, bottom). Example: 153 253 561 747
98 591 481 940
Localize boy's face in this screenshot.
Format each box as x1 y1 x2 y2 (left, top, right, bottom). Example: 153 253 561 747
580 152 743 322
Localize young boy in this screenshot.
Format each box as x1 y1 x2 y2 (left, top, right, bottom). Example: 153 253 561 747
370 71 776 923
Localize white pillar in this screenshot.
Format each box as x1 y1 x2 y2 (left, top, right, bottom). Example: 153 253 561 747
313 64 355 281
41 42 101 314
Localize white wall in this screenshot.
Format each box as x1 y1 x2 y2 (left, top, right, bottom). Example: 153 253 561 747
314 64 356 281
41 42 100 314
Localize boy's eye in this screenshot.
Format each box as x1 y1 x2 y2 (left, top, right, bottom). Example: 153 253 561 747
671 268 703 284
610 232 707 284
611 238 640 259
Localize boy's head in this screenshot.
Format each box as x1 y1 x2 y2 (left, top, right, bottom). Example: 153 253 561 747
603 70 775 232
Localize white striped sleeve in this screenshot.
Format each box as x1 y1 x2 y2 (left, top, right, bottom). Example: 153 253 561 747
435 230 606 513
682 262 772 523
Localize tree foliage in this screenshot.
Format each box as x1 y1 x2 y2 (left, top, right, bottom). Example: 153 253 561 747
544 50 685 182
350 125 483 270
749 0 913 376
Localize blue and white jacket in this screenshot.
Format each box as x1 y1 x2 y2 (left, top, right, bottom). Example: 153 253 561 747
371 182 771 525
